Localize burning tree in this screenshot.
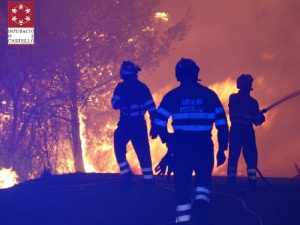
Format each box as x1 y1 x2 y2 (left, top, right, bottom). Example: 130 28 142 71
0 0 190 182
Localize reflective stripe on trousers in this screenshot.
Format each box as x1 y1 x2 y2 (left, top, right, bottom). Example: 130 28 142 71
194 186 210 203
247 168 256 180
142 167 153 179
118 161 131 175
176 203 191 223
114 121 152 180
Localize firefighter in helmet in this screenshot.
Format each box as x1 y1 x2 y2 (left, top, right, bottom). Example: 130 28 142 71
111 61 157 189
155 58 228 225
227 74 265 189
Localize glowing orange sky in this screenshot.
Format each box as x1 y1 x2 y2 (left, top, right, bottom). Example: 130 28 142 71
139 0 300 177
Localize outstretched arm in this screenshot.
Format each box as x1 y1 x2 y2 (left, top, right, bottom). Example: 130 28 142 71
253 100 266 126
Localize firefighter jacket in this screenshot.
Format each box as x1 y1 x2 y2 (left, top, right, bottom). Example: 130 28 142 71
229 91 259 127
155 82 228 150
111 80 156 123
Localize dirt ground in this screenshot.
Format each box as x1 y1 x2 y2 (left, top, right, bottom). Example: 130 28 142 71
0 173 299 225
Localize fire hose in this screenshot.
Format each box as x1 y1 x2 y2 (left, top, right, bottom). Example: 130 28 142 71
256 89 300 191
155 181 264 225
259 89 300 114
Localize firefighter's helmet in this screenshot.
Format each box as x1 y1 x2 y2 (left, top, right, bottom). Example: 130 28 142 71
120 61 141 80
237 74 254 90
175 58 200 82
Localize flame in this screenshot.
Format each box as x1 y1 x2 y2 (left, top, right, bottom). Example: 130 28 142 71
79 113 97 173
0 77 271 181
56 146 75 174
154 12 169 22
209 77 238 103
0 167 19 189
78 78 270 177
209 78 237 175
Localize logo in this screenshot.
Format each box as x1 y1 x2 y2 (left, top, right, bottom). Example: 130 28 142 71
11 3 32 26
8 2 34 45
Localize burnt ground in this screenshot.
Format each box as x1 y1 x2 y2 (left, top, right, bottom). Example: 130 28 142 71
0 173 299 225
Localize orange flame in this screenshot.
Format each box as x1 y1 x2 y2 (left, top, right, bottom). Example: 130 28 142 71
78 79 238 175
154 12 170 22
63 77 274 177
79 113 96 173
0 167 19 189
0 77 270 181
209 78 237 175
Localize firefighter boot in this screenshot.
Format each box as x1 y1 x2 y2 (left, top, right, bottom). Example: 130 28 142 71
192 201 210 225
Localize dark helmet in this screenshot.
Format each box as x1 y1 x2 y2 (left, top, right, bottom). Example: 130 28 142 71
237 74 254 90
120 61 141 80
175 58 200 82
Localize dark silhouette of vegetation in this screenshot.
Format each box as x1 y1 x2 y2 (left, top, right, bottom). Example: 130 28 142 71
0 0 190 181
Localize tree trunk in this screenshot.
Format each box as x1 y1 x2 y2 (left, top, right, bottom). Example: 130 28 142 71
69 69 85 173
4 98 18 167
64 11 85 173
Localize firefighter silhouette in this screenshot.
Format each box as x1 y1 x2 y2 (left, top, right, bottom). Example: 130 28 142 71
111 61 157 189
155 58 228 225
227 74 265 189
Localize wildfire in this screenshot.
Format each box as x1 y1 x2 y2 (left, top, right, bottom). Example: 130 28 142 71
77 79 237 175
209 78 237 175
209 77 238 103
79 113 97 173
154 12 169 22
0 167 19 189
78 77 276 177
56 141 75 174
0 76 272 184
62 76 274 178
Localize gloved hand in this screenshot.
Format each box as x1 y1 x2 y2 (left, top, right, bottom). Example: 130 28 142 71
216 149 226 167
155 152 174 180
253 112 266 126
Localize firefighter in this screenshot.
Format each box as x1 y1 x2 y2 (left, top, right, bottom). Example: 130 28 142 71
154 58 229 225
227 74 265 189
111 61 157 189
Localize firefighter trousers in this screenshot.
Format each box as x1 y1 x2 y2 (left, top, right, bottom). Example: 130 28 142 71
227 125 258 182
114 120 153 180
171 134 214 224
